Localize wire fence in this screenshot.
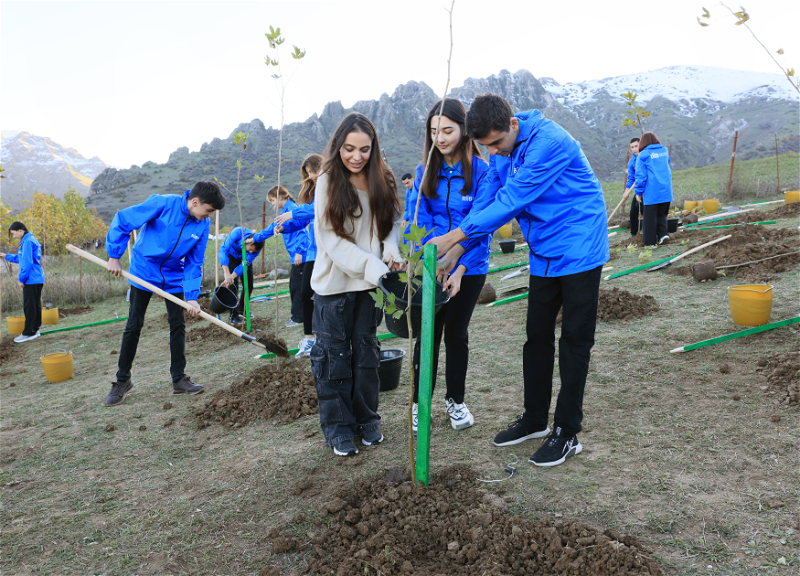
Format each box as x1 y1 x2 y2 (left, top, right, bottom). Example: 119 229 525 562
668 130 799 203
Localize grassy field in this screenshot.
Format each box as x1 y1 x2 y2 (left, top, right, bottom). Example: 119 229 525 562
1 201 798 575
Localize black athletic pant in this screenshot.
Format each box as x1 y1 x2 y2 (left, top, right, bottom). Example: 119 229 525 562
227 256 255 315
289 263 304 322
302 260 316 335
642 202 670 246
629 195 643 236
117 285 186 384
521 265 602 438
22 283 43 336
412 274 486 405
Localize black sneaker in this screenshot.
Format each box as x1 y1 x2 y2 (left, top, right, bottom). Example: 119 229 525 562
529 427 582 467
230 313 242 326
333 439 359 456
105 379 133 407
361 429 384 446
172 376 204 395
492 414 550 447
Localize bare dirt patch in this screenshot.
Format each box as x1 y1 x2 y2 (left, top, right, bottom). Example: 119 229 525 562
58 305 92 317
194 361 316 429
0 337 23 367
185 316 273 349
556 288 659 324
757 350 800 407
264 465 663 576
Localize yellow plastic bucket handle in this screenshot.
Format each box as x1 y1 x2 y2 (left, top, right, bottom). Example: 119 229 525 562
727 285 773 294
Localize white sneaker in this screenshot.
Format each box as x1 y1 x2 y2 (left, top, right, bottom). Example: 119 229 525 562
295 337 315 358
446 398 475 430
14 332 40 343
411 402 435 436
658 235 670 245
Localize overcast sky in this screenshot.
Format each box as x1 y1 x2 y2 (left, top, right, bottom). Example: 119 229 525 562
2 0 799 169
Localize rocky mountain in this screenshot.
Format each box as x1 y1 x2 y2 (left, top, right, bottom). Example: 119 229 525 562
1 132 109 212
86 65 798 227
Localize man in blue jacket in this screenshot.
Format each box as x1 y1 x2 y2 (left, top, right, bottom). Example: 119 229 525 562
427 93 609 467
401 172 415 222
219 227 265 325
625 137 641 236
104 181 225 406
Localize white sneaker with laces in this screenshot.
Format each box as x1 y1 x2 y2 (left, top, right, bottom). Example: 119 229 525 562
295 337 315 358
14 332 40 343
446 398 475 430
658 235 670 245
411 402 434 436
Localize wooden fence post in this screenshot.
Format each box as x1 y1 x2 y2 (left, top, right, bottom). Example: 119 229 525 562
727 130 739 199
775 133 780 193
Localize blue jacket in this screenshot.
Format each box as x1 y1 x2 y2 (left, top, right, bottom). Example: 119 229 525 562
460 110 610 277
106 190 210 301
254 199 309 263
219 227 260 277
277 202 316 261
409 157 493 275
626 153 637 189
634 144 673 205
403 186 417 221
5 232 45 285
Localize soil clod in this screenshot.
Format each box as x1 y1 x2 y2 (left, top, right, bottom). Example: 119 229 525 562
757 351 800 406
104 424 115 432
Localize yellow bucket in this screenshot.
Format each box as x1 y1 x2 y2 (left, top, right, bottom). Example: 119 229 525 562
41 308 59 325
728 284 773 326
498 222 513 239
6 316 25 335
683 200 698 211
701 199 720 214
41 351 73 383
785 190 800 204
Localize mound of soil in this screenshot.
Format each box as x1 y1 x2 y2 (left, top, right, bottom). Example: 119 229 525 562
556 288 659 324
185 317 273 349
0 337 23 367
59 305 92 318
263 465 662 576
194 361 316 429
757 351 800 407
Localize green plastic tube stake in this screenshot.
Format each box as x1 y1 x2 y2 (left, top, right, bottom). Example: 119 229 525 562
242 242 250 332
40 316 128 335
486 262 526 275
416 244 437 487
670 316 800 353
604 254 679 280
684 213 744 227
487 292 528 307
690 220 776 231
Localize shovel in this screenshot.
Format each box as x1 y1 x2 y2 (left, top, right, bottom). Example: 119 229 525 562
501 265 529 280
66 244 289 356
646 235 732 272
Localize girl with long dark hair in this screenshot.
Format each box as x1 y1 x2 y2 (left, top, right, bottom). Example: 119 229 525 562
305 113 402 456
1 222 45 343
408 98 493 434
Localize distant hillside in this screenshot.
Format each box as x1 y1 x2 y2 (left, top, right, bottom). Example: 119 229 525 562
86 65 799 227
1 132 109 212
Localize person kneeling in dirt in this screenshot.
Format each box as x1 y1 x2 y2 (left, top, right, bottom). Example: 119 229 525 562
104 181 225 407
426 93 609 467
219 227 266 326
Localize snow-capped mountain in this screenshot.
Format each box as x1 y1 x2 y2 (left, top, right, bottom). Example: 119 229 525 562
1 132 109 212
541 65 798 109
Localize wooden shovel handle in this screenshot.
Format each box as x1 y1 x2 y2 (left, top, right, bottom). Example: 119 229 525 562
607 188 630 223
65 244 265 348
667 234 732 264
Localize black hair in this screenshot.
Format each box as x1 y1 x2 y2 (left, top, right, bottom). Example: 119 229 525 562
189 181 225 210
466 93 514 140
401 173 413 180
630 137 640 144
244 233 265 252
8 221 29 240
421 98 484 199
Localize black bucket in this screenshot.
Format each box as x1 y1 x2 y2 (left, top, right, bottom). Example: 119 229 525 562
379 271 450 339
378 348 406 392
667 217 680 233
499 240 516 254
209 284 238 314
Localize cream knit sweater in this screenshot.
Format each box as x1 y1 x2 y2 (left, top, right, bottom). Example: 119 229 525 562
311 173 402 296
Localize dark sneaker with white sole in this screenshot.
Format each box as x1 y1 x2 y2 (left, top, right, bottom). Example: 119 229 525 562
493 414 550 446
361 429 384 446
105 379 133 406
529 427 582 467
172 376 204 395
333 439 359 456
